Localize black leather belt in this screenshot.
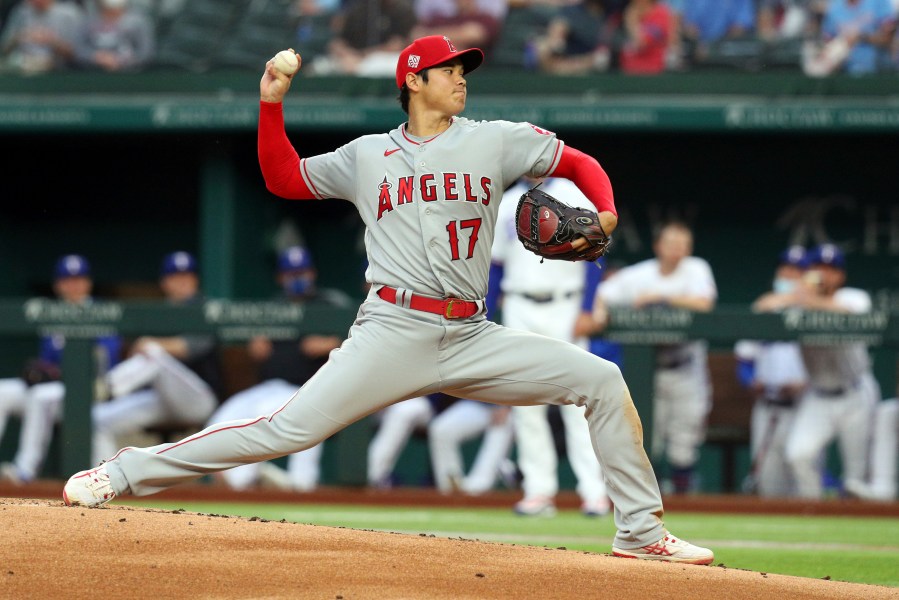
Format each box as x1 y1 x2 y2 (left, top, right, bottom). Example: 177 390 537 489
763 395 796 408
512 291 577 304
815 387 847 397
657 356 693 370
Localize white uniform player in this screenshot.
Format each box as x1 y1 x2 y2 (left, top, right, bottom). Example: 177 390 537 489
853 397 897 501
92 252 220 465
368 395 515 494
783 244 880 499
206 246 349 492
0 379 30 478
0 255 121 484
428 399 514 494
733 246 810 497
367 395 435 488
63 36 713 564
492 177 609 517
591 222 717 494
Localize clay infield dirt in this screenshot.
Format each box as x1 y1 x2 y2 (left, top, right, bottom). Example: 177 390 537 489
3 483 899 599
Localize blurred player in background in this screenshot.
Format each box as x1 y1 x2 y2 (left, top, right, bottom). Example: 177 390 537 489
586 221 717 494
368 393 517 494
0 255 121 483
91 251 222 464
849 394 897 501
490 176 609 517
206 245 351 492
428 398 514 495
367 394 436 489
734 246 809 497
783 243 880 499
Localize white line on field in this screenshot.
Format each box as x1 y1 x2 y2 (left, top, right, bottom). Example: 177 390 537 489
289 524 899 553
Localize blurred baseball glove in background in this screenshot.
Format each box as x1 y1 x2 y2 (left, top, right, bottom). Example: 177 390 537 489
515 186 612 262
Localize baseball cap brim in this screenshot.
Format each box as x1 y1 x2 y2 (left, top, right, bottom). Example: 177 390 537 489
396 36 484 88
425 47 484 77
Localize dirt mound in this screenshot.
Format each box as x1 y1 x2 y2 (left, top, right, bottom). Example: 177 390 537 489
1 498 894 600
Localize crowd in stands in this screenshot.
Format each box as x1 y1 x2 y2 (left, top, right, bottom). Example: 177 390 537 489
1 0 898 76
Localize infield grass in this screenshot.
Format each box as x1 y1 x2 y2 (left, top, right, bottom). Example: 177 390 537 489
123 499 899 588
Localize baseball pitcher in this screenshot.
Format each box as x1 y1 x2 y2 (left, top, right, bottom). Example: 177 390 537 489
63 35 713 565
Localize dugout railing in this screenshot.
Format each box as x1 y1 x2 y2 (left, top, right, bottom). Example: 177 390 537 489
0 299 896 486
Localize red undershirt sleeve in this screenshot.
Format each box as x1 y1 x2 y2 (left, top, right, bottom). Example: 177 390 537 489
258 101 315 199
549 145 617 216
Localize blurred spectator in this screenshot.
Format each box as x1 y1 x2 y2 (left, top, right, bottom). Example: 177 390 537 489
587 221 717 494
411 0 503 52
92 251 222 465
677 0 754 66
803 0 896 76
416 0 507 23
312 0 415 75
0 0 83 73
73 0 155 72
0 255 122 484
733 246 809 498
782 244 881 499
529 0 614 74
680 0 754 43
294 0 340 16
757 0 823 42
205 246 352 492
619 0 673 74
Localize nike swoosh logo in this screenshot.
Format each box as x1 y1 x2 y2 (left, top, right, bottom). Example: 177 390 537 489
384 148 401 157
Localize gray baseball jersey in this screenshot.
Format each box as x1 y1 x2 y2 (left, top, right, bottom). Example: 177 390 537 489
300 117 562 299
99 115 671 550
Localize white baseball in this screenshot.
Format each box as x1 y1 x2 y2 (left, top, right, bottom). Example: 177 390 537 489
272 50 299 75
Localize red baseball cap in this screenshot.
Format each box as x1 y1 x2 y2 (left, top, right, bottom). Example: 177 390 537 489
395 35 484 89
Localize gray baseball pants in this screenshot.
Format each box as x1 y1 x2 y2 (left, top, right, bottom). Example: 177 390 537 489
105 290 666 549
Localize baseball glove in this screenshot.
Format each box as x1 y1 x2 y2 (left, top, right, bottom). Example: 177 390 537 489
515 186 612 262
21 358 61 387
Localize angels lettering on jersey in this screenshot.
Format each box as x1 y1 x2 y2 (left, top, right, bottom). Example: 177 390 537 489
376 174 493 221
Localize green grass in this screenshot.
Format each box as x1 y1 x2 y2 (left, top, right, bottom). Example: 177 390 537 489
122 500 899 588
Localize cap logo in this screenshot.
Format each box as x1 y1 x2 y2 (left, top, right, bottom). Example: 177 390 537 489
64 256 82 275
443 36 457 53
408 54 420 68
173 252 191 271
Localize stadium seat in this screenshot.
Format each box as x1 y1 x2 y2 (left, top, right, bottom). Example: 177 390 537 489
763 38 804 71
153 0 247 71
489 6 559 70
215 0 304 70
696 37 767 72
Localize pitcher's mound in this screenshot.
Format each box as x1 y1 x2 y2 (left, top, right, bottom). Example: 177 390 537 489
1 498 892 599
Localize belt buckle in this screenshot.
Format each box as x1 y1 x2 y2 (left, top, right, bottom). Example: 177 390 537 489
444 298 465 319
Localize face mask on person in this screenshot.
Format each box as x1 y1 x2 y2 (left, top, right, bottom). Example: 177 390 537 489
772 278 797 294
283 275 314 297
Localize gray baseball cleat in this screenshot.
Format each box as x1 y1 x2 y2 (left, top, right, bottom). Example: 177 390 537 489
613 533 714 565
63 465 116 507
